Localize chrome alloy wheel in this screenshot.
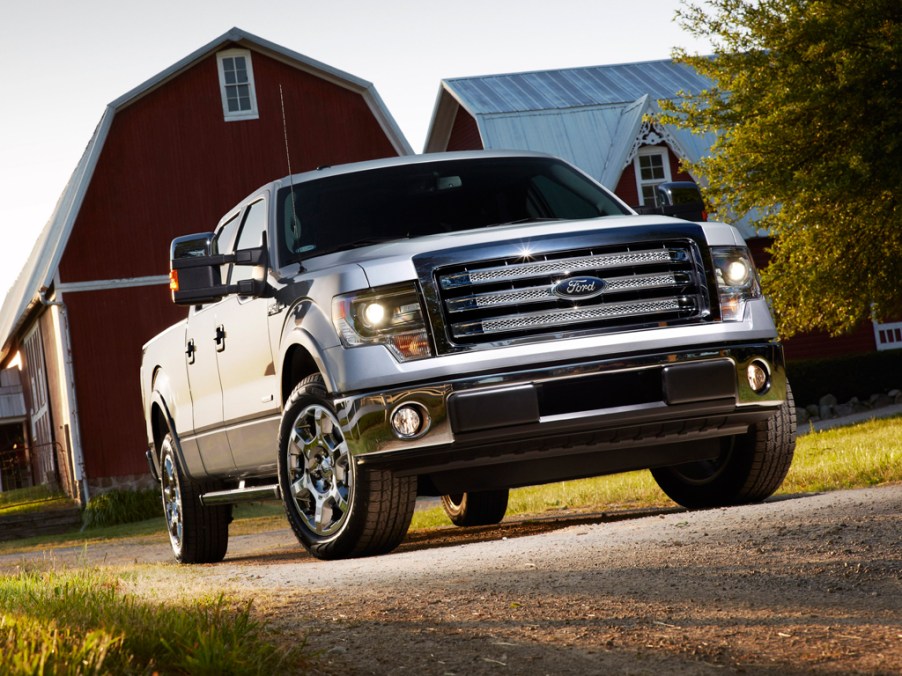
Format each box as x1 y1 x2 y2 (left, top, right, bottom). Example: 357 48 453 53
160 443 183 550
286 403 353 537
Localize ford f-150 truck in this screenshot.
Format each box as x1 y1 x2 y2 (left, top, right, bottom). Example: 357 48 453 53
140 150 795 564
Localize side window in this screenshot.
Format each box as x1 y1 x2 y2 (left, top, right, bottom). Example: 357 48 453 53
216 49 259 121
231 199 267 286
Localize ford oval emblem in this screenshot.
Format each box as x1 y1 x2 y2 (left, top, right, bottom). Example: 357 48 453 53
551 276 607 300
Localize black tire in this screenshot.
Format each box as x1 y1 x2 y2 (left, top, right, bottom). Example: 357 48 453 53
651 383 797 509
441 489 509 527
278 374 417 560
159 433 230 564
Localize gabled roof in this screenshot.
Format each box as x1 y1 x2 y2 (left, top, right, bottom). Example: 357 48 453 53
0 28 413 364
425 58 717 186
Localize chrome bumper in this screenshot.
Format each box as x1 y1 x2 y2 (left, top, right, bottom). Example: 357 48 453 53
335 342 786 472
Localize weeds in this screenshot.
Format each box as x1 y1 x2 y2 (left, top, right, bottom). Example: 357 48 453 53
81 489 162 530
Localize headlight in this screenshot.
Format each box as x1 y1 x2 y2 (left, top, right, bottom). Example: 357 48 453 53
332 284 433 361
712 246 761 321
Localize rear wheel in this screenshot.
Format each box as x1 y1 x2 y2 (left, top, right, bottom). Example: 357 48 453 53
441 489 509 527
278 374 417 560
652 383 796 508
159 433 230 564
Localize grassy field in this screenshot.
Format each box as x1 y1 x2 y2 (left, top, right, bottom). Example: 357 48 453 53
0 568 311 674
0 415 898 674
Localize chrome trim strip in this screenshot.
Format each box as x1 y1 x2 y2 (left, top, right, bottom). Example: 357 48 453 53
452 297 694 337
445 271 689 313
439 248 686 289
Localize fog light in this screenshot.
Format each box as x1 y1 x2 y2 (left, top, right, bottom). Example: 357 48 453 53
391 404 430 439
747 361 770 393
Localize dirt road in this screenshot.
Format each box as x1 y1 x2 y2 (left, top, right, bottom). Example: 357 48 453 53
3 485 901 674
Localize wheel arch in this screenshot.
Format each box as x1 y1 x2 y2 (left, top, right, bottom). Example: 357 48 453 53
148 385 190 481
280 339 333 406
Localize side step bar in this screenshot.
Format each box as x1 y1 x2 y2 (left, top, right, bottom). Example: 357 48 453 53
200 483 281 506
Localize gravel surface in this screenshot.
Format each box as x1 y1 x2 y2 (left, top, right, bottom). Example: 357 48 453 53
3 485 900 674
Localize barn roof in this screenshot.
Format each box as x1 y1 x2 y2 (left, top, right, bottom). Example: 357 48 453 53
424 58 717 186
440 59 711 114
0 28 413 364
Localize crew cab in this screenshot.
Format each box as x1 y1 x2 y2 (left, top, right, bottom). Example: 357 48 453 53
140 151 795 563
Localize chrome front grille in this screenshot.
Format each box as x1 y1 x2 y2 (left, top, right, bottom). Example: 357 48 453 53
434 240 709 345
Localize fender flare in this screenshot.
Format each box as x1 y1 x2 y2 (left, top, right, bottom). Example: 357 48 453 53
277 299 339 398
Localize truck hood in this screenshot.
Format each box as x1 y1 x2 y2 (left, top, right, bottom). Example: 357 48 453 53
296 215 746 289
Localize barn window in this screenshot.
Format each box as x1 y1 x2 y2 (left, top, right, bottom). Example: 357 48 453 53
633 146 672 206
216 49 259 121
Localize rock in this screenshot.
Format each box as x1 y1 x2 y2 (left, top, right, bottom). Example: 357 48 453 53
871 395 894 409
820 405 835 419
834 403 854 418
797 408 810 424
852 400 872 413
806 404 820 418
819 394 838 408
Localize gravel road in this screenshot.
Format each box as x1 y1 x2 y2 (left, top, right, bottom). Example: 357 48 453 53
3 485 900 674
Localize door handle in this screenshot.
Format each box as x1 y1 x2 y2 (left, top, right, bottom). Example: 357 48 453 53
214 325 226 352
185 338 196 364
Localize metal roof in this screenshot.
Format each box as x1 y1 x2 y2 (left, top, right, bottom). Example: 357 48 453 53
443 59 711 115
0 28 412 364
428 59 718 188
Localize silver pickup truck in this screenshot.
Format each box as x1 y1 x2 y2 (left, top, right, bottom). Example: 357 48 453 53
140 150 795 564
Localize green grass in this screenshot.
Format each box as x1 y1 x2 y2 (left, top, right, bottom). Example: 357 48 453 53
0 485 61 508
0 568 312 674
782 415 902 492
0 485 74 518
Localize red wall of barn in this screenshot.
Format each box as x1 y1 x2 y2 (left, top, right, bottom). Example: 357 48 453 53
63 285 186 478
446 106 483 151
57 47 402 479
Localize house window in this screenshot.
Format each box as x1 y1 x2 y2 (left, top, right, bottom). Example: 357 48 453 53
216 49 258 121
634 146 672 206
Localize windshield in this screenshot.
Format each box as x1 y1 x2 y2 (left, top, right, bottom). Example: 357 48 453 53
277 156 630 263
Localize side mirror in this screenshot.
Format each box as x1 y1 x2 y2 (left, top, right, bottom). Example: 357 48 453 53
168 233 267 305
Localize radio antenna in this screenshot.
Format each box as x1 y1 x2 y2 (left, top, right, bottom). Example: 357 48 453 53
279 84 302 249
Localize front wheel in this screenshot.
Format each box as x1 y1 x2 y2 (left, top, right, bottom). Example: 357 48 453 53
278 374 417 560
159 433 230 564
651 383 797 509
441 490 509 527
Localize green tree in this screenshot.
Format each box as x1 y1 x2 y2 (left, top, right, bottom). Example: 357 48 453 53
661 0 902 337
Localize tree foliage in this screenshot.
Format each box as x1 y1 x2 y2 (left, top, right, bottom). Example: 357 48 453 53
661 0 902 336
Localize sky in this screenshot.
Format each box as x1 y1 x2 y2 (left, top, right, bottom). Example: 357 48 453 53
0 0 713 300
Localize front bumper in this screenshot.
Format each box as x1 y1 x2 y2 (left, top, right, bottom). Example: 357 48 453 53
335 341 786 489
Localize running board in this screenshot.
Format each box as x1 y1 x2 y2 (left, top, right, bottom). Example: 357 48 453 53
200 483 281 506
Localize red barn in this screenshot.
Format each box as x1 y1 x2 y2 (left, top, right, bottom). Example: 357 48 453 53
424 60 900 361
0 28 411 502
